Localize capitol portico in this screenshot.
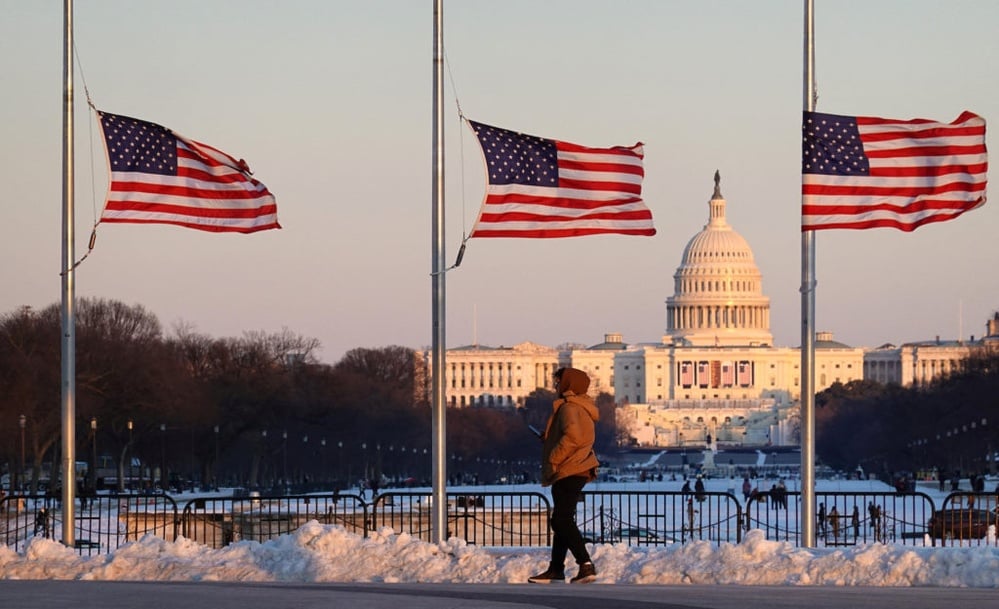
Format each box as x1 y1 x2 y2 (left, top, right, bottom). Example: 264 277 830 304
428 173 998 448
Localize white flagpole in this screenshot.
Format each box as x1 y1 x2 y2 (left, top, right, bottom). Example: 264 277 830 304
430 0 447 543
800 0 817 548
61 0 78 547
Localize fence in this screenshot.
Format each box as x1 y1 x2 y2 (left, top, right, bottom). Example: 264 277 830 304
577 490 744 546
745 491 936 547
3 489 996 555
372 491 551 546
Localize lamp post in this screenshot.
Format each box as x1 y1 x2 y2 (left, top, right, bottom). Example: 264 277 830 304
336 440 342 483
18 414 26 493
90 417 98 493
301 434 308 486
282 430 288 488
320 437 327 484
213 425 220 489
361 442 368 483
261 430 268 488
125 419 133 493
160 423 167 491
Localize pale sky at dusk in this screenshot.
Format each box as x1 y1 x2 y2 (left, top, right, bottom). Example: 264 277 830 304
1 1 996 364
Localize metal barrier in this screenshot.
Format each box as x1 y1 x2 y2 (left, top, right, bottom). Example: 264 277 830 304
932 492 999 547
6 488 982 555
372 491 551 546
1 493 180 556
181 493 367 548
578 490 744 546
745 491 936 546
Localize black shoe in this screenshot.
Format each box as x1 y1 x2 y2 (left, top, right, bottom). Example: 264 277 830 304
528 567 566 584
570 562 596 584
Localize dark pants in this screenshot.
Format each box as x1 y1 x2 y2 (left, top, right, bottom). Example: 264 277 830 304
549 475 591 568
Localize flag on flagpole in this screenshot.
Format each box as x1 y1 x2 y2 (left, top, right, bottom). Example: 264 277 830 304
97 111 280 234
802 110 987 232
467 120 655 238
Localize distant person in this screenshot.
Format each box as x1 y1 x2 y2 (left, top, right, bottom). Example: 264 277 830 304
742 477 752 502
681 479 692 494
686 497 698 537
828 506 840 541
817 502 827 538
868 502 882 542
528 368 599 585
851 505 860 540
33 507 50 537
694 475 706 502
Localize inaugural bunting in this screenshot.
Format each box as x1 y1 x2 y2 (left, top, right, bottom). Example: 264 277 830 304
801 110 987 232
468 120 655 238
97 111 280 234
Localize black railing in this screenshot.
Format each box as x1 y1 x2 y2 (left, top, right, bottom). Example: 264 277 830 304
4 489 996 555
0 493 180 556
372 491 551 547
181 493 368 548
578 490 743 546
745 491 936 546
932 492 999 547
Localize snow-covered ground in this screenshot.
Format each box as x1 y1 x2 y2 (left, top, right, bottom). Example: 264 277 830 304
2 477 998 586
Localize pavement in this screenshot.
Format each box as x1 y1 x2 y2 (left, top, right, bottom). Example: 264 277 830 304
0 581 995 609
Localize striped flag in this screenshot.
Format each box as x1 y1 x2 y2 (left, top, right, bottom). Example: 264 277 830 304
467 120 655 238
97 111 280 234
721 361 734 387
802 110 987 232
680 361 694 387
696 361 709 388
737 361 752 387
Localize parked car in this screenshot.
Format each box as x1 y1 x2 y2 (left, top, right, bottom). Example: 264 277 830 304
926 508 998 543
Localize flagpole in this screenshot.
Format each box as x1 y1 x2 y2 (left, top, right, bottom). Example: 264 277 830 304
800 0 817 548
61 0 78 547
430 0 447 543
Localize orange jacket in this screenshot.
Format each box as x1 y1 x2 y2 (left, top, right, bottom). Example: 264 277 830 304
541 369 600 486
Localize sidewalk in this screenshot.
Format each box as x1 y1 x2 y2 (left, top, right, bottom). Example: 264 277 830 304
1 581 996 609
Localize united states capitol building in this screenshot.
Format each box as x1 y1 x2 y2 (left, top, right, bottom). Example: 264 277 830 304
428 174 998 449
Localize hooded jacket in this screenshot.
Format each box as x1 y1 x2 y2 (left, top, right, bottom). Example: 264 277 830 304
540 367 600 486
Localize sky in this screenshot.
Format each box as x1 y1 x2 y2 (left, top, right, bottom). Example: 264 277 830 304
2 478 999 586
1 1 997 365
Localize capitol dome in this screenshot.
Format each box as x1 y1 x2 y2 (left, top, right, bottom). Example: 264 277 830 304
664 172 773 347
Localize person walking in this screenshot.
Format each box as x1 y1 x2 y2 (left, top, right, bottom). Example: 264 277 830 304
529 367 600 585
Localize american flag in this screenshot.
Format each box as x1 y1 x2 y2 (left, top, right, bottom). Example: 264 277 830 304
467 120 655 238
98 111 280 233
696 361 709 388
737 361 752 387
680 361 694 387
721 361 734 387
802 110 987 232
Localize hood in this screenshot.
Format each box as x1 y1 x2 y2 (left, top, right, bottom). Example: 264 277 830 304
556 367 590 396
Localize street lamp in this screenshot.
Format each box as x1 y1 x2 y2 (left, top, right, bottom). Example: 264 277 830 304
213 425 220 489
282 430 288 488
125 419 133 493
261 430 268 488
90 417 98 493
336 440 342 483
302 435 308 486
320 437 327 484
18 414 26 493
160 423 167 491
361 442 368 482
